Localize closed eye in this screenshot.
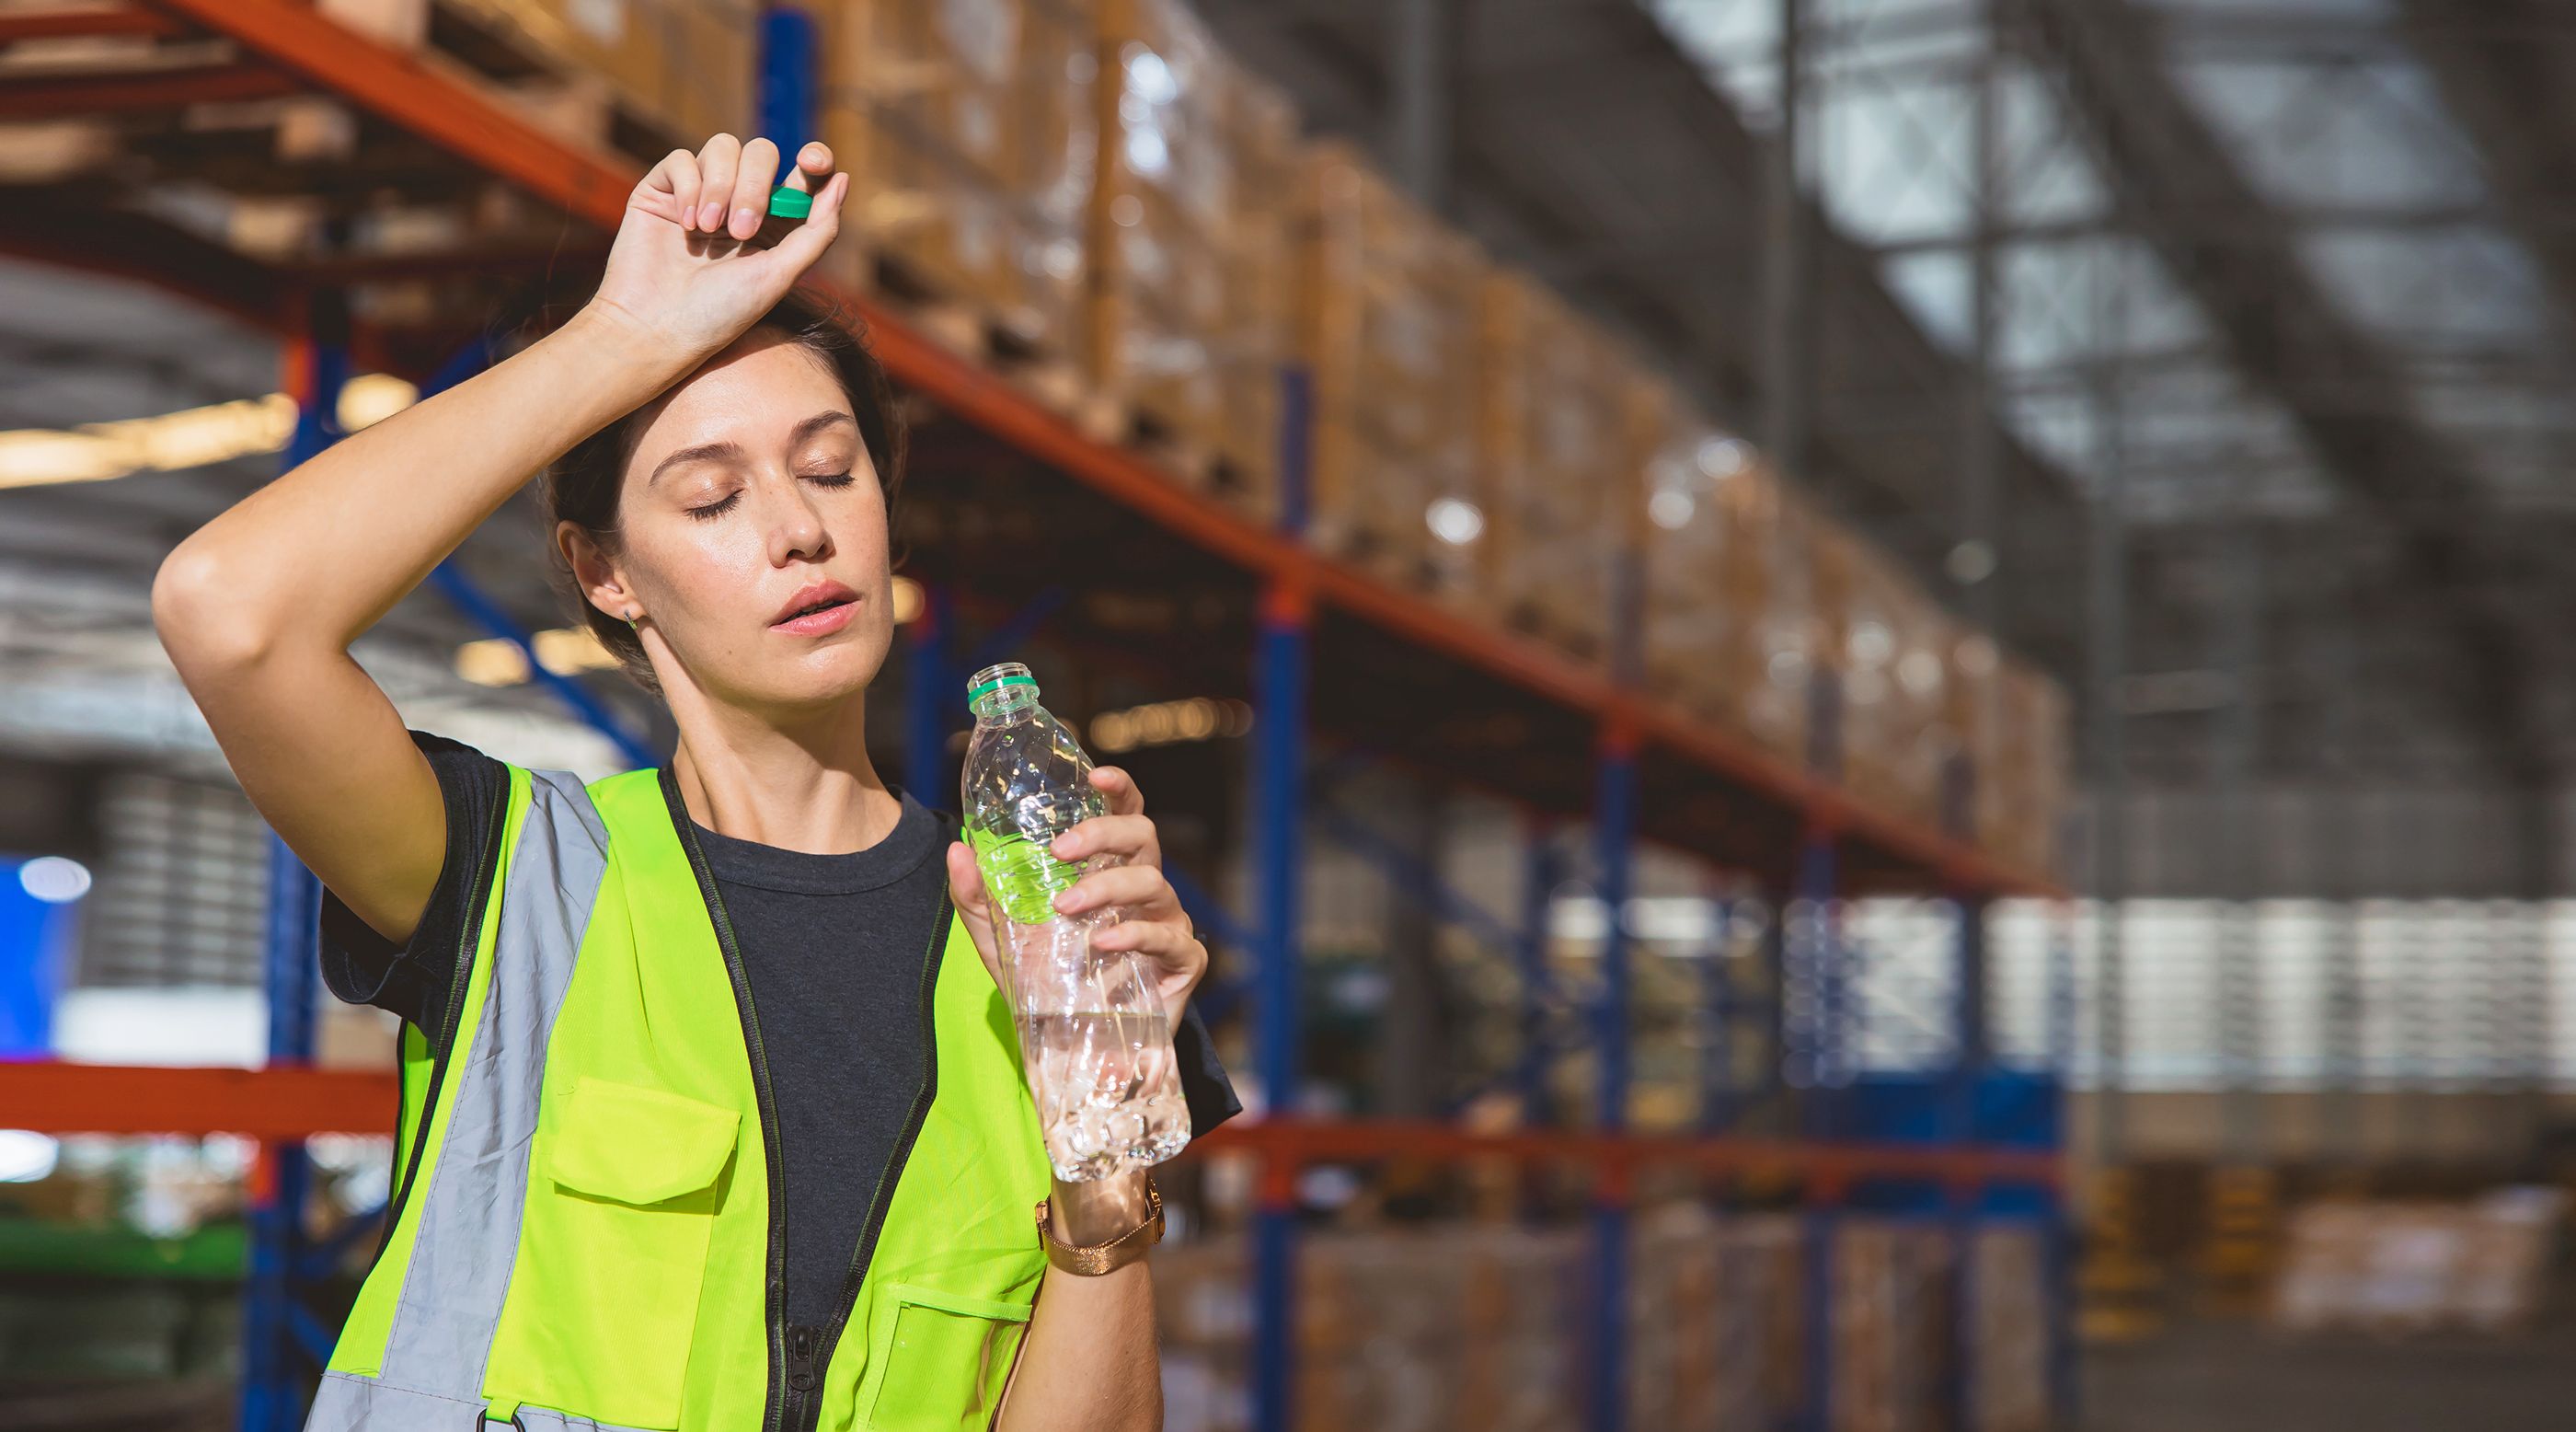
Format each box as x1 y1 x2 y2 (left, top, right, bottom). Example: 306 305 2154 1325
686 472 851 520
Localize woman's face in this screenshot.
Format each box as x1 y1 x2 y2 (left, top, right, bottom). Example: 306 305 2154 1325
573 329 893 717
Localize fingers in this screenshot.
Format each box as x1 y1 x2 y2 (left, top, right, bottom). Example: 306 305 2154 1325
1087 765 1145 817
1087 917 1208 995
1050 811 1159 868
1087 913 1200 961
727 136 781 241
1052 862 1179 922
641 145 701 225
782 139 834 193
692 133 742 235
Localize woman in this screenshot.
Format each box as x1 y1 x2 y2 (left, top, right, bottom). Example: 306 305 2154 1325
155 133 1232 1432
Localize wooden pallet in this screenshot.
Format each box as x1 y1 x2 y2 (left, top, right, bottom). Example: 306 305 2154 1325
1066 387 1279 522
1500 597 1607 666
856 245 1088 416
318 0 750 168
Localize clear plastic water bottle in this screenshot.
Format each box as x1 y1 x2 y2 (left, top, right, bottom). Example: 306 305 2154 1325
961 661 1191 1181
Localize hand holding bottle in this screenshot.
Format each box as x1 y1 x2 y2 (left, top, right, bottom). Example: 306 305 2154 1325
943 763 1208 1026
951 664 1205 1180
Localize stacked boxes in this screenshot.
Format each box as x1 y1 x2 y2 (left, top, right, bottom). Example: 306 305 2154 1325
1832 1219 1952 1432
2271 1192 2564 1334
1970 1224 2052 1432
1627 1207 1813 1432
1639 392 1812 767
336 0 757 153
821 0 1096 357
1475 269 1653 663
1939 624 2000 841
1627 1204 1726 1432
1157 1227 1581 1432
1452 1230 1584 1432
416 0 2074 869
1978 659 2070 878
1295 140 1488 607
1842 544 1953 826
1160 1215 2053 1432
1085 0 1299 516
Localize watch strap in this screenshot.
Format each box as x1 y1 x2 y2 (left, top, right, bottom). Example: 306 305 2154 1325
1035 1176 1164 1276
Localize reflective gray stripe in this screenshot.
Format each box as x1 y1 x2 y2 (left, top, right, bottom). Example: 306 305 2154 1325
307 1370 487 1429
510 1404 658 1432
308 1373 655 1432
373 769 608 1401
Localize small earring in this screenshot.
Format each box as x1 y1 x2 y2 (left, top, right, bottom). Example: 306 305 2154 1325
623 609 641 629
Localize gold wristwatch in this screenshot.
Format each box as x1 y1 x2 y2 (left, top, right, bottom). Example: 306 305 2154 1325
1033 1175 1164 1276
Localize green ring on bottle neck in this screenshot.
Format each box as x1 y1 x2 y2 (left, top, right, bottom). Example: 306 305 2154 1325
967 673 1037 706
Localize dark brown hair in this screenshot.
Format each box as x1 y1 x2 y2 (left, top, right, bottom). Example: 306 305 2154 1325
543 285 908 690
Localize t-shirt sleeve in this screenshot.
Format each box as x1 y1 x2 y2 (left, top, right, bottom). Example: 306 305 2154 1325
1175 999 1242 1137
316 730 512 1048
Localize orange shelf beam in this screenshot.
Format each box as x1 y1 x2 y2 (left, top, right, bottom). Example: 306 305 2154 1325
1190 1117 2062 1191
0 1064 2054 1191
0 1061 398 1139
123 0 2061 900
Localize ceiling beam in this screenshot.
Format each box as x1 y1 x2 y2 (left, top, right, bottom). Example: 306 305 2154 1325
1202 0 2106 678
2392 0 2576 340
2023 0 2553 784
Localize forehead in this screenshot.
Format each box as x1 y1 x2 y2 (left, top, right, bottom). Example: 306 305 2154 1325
631 332 851 458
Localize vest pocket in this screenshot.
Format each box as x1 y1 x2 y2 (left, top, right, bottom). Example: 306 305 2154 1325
862 1282 1033 1431
515 1077 741 1429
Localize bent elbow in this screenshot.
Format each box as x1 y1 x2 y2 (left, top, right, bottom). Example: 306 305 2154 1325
153 542 278 674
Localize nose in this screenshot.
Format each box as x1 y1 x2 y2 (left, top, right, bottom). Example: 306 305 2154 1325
767 478 833 567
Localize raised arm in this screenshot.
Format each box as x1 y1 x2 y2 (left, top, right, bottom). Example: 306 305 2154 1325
154 135 848 944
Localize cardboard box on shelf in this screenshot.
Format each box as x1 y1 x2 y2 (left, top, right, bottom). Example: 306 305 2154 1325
820 0 1097 370
2272 1191 2564 1335
1938 621 2001 842
1833 1218 1952 1432
1849 558 1954 827
1635 378 1822 772
1158 1212 2057 1432
1295 140 1488 608
1082 0 1297 520
1474 268 1653 668
1977 658 2070 879
1970 1223 2051 1432
432 0 757 155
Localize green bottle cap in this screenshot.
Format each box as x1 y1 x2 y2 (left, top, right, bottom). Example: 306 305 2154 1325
766 184 812 221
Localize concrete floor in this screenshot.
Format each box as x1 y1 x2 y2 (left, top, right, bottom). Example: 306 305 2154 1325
2084 1319 2576 1432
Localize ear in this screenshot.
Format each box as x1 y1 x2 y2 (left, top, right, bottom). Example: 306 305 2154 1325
557 521 636 621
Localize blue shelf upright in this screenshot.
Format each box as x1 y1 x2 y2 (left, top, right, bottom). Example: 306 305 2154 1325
237 293 349 1432
1249 364 1315 1432
1792 822 1843 1432
1584 716 1642 1432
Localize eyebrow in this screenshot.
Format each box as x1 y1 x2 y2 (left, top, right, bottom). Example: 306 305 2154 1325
647 410 859 487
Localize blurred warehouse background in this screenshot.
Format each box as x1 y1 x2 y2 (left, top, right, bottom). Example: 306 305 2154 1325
2 0 2574 1428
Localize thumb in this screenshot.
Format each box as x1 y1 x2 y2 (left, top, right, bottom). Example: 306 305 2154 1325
762 169 848 273
946 841 1006 985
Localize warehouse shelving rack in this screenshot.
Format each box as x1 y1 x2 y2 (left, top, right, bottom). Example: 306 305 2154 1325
0 4 2070 1429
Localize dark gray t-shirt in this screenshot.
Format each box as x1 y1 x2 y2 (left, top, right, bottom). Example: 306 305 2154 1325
320 731 1240 1337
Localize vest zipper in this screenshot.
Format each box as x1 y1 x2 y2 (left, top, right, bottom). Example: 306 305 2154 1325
792 885 953 1432
662 770 793 1432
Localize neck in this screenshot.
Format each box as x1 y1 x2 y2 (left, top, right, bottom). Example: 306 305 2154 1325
665 686 901 855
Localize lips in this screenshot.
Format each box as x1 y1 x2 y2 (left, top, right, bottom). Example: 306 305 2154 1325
771 579 860 635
